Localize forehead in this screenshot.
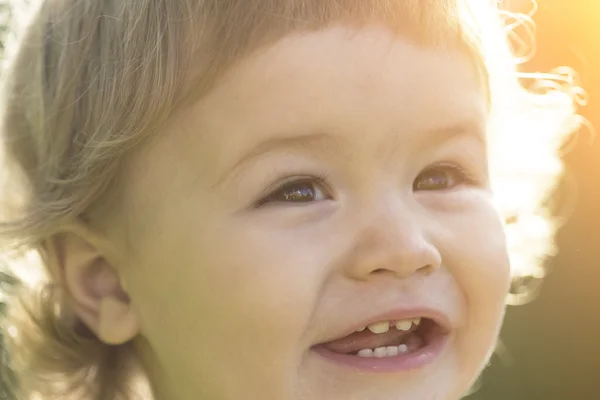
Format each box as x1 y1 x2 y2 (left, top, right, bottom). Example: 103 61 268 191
178 26 486 150
216 26 482 103
149 28 486 186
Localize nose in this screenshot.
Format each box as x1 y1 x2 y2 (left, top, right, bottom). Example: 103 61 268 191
342 199 442 281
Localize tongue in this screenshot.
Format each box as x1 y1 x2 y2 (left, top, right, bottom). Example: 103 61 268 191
323 329 411 354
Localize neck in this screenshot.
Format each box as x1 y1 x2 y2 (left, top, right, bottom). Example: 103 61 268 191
132 337 174 400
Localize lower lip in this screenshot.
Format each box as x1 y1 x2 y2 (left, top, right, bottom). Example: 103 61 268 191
312 333 450 373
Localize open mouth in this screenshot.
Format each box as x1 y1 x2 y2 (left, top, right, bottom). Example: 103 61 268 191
313 316 450 371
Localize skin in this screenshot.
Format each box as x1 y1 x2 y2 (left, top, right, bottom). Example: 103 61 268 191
63 26 511 400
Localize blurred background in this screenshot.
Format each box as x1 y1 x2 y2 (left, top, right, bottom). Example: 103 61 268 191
472 1 600 399
0 0 598 399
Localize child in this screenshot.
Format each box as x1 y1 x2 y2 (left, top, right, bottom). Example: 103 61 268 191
0 0 582 399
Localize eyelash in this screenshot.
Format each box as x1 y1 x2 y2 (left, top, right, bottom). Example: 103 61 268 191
413 163 479 191
255 163 478 207
255 174 332 207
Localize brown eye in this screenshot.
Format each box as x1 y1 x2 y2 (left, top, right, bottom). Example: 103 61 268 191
413 165 473 191
261 179 329 205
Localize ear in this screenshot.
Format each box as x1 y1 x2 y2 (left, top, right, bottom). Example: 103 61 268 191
48 223 140 345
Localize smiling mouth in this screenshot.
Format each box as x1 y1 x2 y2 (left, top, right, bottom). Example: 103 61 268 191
313 317 449 371
323 318 441 357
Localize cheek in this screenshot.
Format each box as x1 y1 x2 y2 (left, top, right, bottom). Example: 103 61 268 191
438 195 511 304
461 211 510 306
123 209 338 398
442 204 510 373
130 212 331 357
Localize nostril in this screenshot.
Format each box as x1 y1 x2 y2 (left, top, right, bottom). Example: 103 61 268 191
372 268 389 275
417 264 436 276
370 264 436 277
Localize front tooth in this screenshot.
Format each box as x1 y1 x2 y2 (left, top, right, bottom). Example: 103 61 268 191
373 347 387 358
395 320 412 331
412 318 421 326
355 326 366 332
385 346 399 357
357 348 374 358
398 344 409 353
367 321 390 334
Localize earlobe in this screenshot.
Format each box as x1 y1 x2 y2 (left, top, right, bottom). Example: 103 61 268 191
98 296 140 345
50 226 140 345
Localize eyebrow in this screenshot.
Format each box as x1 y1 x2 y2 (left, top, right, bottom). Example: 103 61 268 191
214 118 485 188
212 133 344 188
424 119 486 146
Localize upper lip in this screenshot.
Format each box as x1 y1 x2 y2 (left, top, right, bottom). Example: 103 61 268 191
315 307 453 345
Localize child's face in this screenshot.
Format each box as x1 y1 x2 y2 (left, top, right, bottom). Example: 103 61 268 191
121 26 510 400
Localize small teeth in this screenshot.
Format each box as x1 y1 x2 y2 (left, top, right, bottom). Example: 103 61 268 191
385 346 399 357
373 347 387 358
360 318 421 334
395 320 412 331
357 344 410 358
357 348 374 357
367 321 390 334
350 317 426 358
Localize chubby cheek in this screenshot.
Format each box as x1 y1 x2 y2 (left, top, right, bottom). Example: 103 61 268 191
200 219 328 338
446 205 510 375
130 211 331 394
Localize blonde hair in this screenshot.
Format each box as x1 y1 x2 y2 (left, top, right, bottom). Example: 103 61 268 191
0 0 584 399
